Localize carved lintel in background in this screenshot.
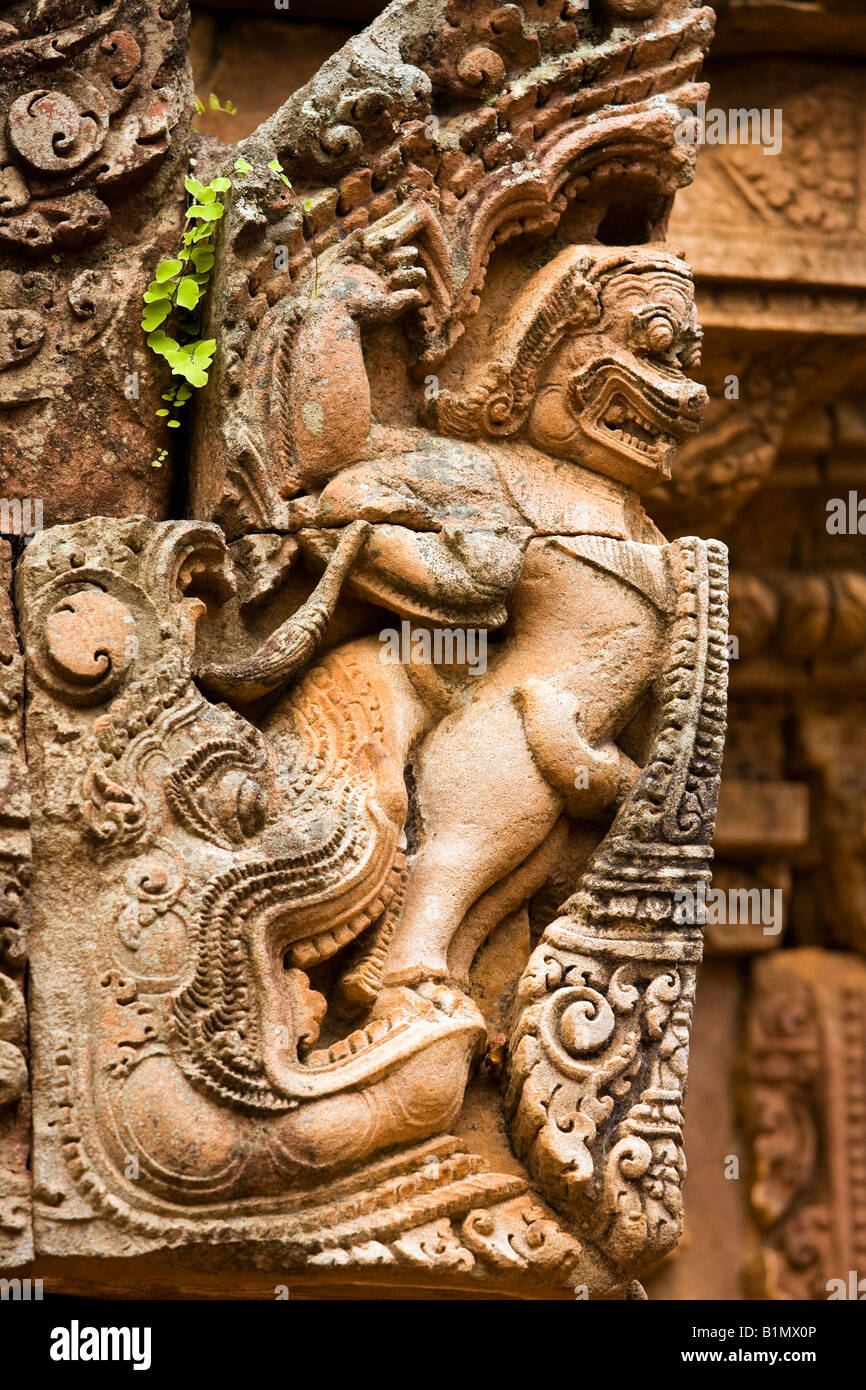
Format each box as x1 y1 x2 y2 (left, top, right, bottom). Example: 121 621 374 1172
742 950 866 1302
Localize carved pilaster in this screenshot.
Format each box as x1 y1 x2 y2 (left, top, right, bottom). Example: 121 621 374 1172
0 0 194 523
0 540 31 1267
743 950 866 1301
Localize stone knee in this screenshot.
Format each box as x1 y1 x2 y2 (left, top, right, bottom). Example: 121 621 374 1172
513 678 638 819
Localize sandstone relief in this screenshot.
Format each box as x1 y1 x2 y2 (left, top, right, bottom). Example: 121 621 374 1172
0 539 30 1268
742 950 866 1302
0 0 193 523
0 0 747 1302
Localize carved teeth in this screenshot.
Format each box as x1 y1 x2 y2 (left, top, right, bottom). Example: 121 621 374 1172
602 400 672 458
303 1009 404 1068
290 932 331 968
287 900 383 968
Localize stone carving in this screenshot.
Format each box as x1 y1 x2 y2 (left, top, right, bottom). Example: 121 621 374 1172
7 0 729 1297
19 515 579 1289
504 533 726 1270
0 0 186 253
663 378 866 984
190 0 714 534
19 257 726 1295
0 540 31 1268
798 710 866 959
742 951 866 1302
729 570 866 664
543 0 866 1303
0 0 193 523
649 341 864 537
649 348 813 535
20 508 726 1289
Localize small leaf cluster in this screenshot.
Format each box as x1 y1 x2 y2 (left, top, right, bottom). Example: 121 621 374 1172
193 93 238 116
267 156 291 188
141 171 230 463
143 146 311 467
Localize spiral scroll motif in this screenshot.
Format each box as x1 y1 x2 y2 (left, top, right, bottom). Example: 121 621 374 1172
8 85 109 174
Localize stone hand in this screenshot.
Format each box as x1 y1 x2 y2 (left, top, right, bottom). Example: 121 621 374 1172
317 199 428 325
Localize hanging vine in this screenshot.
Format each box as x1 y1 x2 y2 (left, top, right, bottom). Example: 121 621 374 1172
141 148 310 469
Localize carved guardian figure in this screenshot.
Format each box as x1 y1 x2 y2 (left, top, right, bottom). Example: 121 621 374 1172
13 0 727 1297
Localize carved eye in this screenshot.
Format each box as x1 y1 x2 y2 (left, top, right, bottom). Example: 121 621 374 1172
644 316 675 354
679 330 703 371
216 770 267 840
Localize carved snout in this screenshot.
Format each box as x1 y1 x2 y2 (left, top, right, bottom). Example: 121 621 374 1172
103 995 483 1200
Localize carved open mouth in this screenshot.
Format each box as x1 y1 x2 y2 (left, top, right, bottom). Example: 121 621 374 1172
269 976 485 1098
569 358 703 486
176 539 235 605
599 391 680 463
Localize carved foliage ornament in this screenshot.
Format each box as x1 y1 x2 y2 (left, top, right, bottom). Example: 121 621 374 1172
0 0 189 254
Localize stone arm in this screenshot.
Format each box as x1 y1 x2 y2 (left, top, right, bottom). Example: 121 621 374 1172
280 199 532 624
286 294 377 484
295 508 531 628
287 202 430 486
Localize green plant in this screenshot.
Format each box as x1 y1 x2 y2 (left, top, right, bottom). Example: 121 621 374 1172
191 93 238 133
199 93 238 116
141 168 229 464
142 153 314 466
